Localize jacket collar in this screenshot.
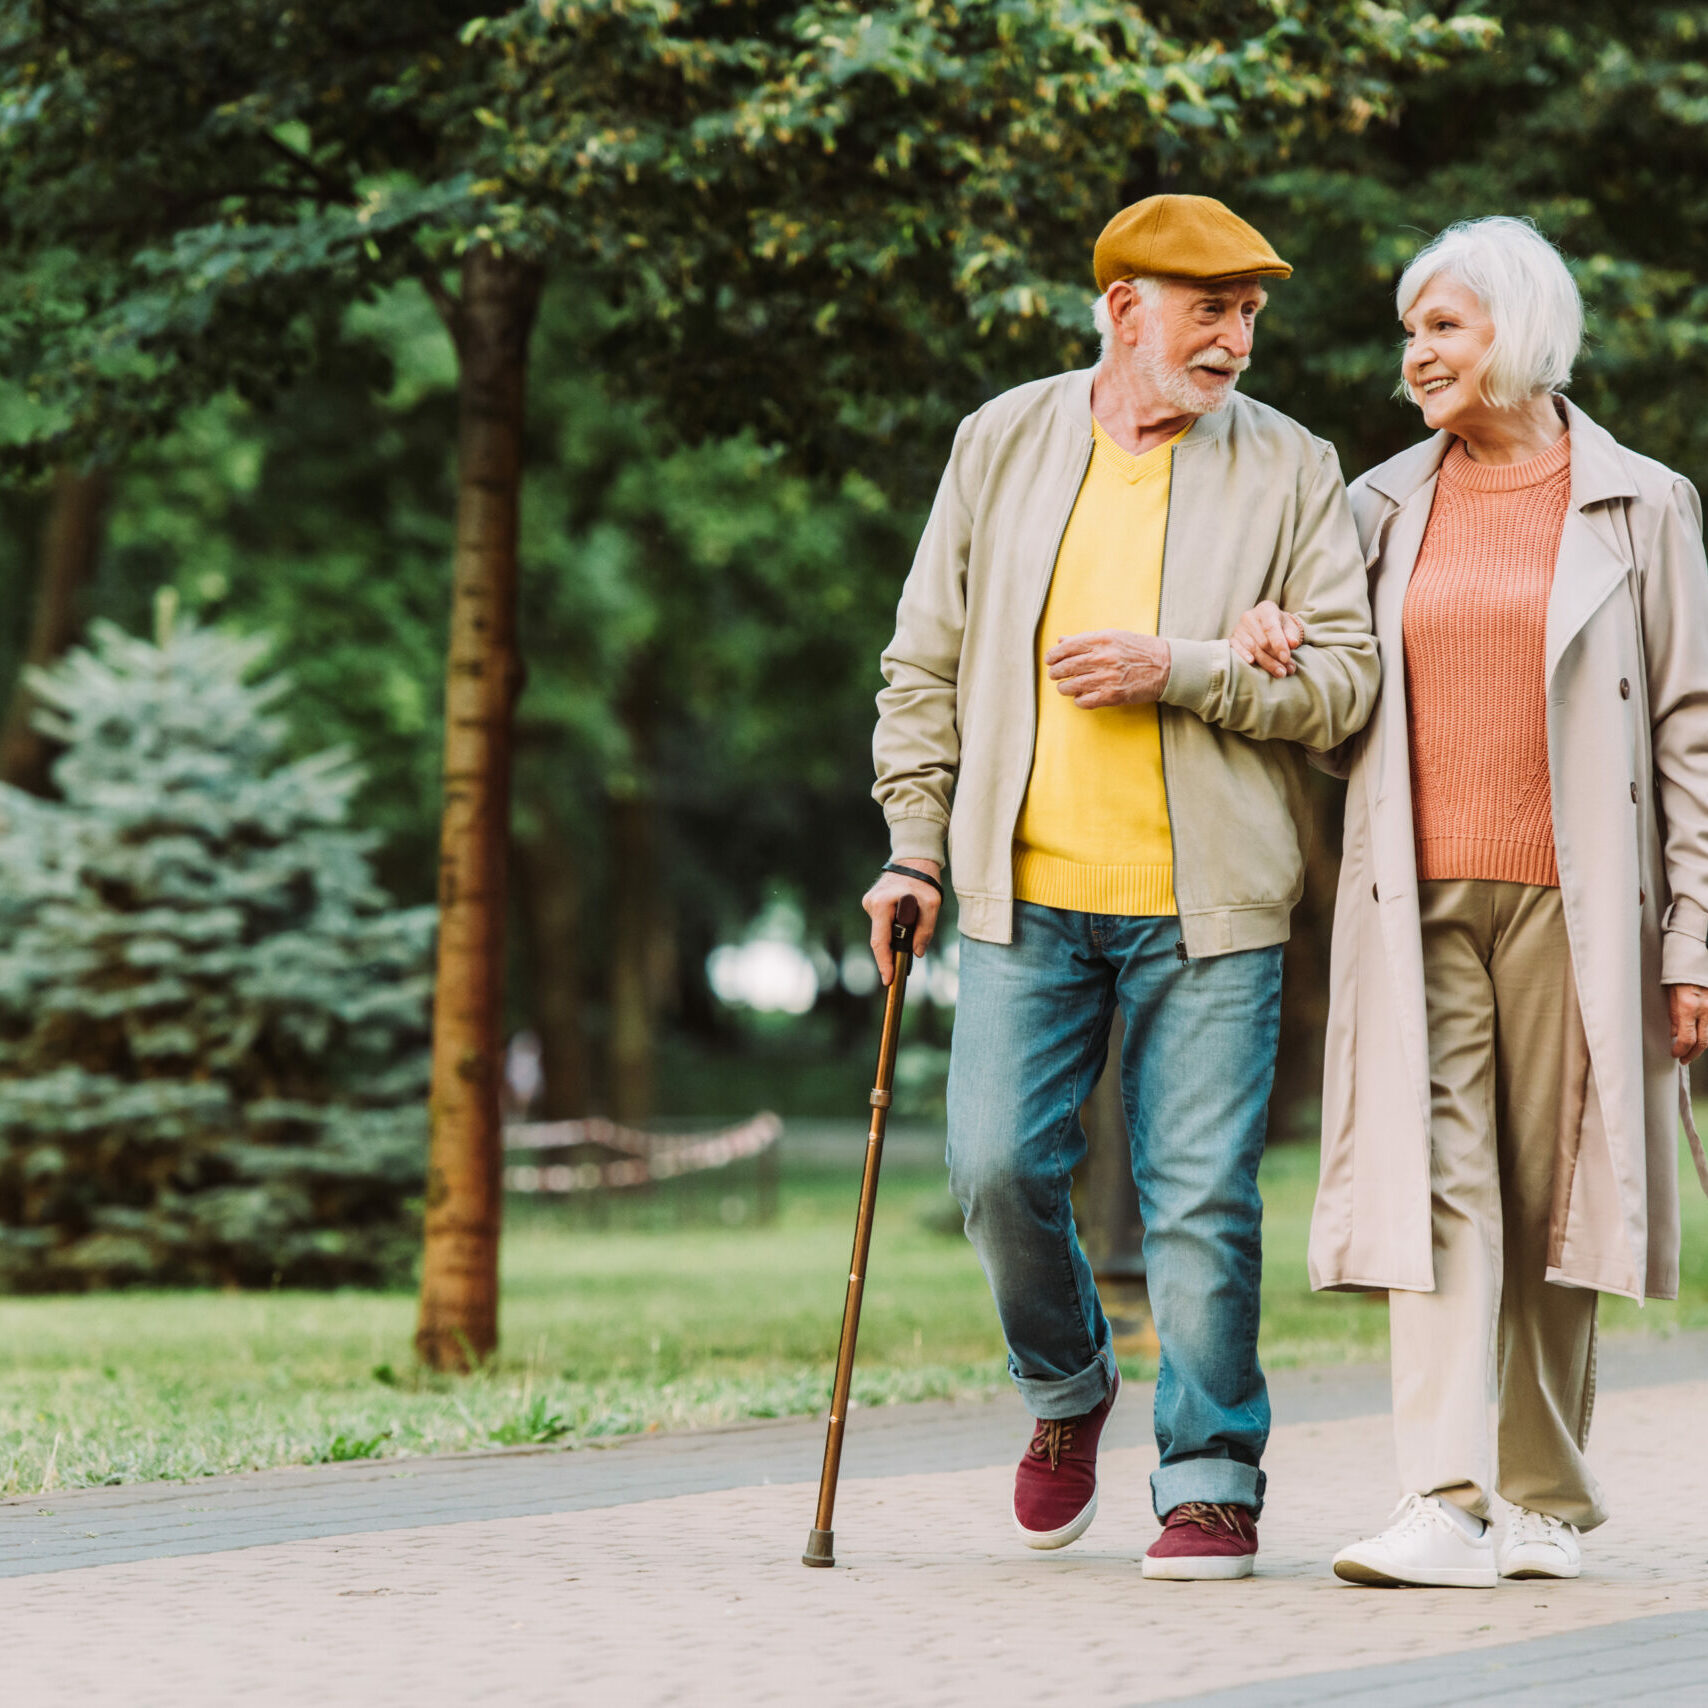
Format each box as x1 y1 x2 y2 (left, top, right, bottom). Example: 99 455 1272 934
1055 364 1239 448
1360 397 1638 510
1360 431 1449 505
1559 397 1640 507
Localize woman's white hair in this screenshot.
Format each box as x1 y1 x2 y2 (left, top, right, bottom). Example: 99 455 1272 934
1396 216 1584 408
1091 276 1164 360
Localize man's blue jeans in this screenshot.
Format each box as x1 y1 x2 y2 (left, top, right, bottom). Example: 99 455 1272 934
947 902 1282 1517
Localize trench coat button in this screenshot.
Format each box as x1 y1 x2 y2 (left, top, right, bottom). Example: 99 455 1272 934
1631 782 1640 802
1640 889 1647 906
1372 883 1379 902
1620 678 1631 699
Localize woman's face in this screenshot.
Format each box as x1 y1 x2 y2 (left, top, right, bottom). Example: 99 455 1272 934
1400 273 1497 436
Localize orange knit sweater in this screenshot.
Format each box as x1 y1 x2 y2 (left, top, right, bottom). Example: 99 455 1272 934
1403 432 1571 888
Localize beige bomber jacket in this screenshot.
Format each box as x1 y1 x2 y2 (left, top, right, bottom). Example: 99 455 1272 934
874 368 1380 953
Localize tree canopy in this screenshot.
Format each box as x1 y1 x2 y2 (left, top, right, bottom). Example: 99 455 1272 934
2 1 1493 478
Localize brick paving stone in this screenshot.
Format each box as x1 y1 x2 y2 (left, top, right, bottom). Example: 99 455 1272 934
3 1377 1707 1707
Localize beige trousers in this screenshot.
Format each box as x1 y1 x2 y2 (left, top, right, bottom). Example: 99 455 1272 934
1388 879 1607 1530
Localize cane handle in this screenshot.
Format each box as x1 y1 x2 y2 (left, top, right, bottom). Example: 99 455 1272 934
892 892 919 955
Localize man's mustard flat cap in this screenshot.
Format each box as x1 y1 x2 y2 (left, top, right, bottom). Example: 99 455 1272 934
1093 194 1292 291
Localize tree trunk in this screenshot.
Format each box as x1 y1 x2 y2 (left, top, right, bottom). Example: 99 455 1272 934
415 250 543 1372
0 464 111 795
606 668 668 1123
513 813 590 1119
607 787 659 1123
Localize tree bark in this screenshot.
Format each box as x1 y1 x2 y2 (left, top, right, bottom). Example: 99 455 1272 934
606 670 668 1123
513 812 590 1119
0 465 111 795
415 250 543 1372
607 787 660 1123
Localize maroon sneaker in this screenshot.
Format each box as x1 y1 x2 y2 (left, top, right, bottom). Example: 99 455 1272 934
1143 1500 1259 1579
1012 1371 1120 1549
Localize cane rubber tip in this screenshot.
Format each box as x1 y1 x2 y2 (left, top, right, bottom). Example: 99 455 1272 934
802 1528 835 1568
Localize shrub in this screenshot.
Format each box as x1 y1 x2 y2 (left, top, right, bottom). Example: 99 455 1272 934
0 599 434 1290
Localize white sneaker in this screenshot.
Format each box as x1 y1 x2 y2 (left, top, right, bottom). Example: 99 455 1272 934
1498 1508 1581 1579
1332 1493 1498 1588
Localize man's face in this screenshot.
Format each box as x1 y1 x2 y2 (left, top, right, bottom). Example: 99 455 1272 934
1110 277 1267 414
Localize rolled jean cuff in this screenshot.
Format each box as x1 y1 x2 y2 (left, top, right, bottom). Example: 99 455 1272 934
1152 1458 1266 1520
1010 1343 1116 1421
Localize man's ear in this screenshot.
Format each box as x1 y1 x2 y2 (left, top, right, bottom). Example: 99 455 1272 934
1107 281 1143 346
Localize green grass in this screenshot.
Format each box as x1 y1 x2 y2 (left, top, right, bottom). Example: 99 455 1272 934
5 1140 1708 1495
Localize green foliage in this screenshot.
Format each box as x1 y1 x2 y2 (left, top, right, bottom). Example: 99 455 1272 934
313 1428 394 1464
0 1 1492 478
77 281 920 1033
486 1394 573 1445
1243 1 1708 482
0 606 434 1291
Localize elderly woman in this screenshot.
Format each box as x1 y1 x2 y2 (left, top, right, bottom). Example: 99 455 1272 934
1233 216 1708 1587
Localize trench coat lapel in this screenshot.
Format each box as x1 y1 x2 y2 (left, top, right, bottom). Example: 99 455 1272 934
1356 430 1447 809
1547 401 1640 681
1364 485 1434 808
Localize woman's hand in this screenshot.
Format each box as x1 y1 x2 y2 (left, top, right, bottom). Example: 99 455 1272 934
1669 984 1708 1065
1229 601 1305 678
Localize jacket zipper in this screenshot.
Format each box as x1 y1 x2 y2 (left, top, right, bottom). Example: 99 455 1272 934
1004 433 1097 864
1157 441 1185 959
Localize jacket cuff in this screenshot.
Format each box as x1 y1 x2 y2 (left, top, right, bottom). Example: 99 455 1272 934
1664 898 1708 985
1663 930 1708 986
1157 637 1230 718
886 815 948 865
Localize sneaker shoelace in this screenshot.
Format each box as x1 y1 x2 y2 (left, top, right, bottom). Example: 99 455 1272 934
1508 1508 1568 1548
1026 1418 1078 1471
1169 1501 1247 1536
1384 1492 1465 1541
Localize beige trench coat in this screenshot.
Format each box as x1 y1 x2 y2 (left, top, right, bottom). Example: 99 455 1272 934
1308 400 1708 1303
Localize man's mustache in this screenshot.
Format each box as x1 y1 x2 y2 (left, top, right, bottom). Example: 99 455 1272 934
1188 350 1250 374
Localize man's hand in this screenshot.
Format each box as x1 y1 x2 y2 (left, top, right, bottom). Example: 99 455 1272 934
1229 601 1306 678
1044 630 1171 708
1670 984 1708 1065
862 859 942 986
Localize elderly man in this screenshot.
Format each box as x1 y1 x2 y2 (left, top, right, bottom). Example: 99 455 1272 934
865 194 1378 1579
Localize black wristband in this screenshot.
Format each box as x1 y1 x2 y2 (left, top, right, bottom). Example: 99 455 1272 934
883 862 944 898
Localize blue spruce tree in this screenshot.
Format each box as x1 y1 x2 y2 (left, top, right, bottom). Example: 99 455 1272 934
0 596 434 1289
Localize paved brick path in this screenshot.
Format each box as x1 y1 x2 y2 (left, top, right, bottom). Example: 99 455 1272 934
6 1337 1708 1706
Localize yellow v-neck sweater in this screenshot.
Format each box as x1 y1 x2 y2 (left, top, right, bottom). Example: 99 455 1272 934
1012 420 1179 916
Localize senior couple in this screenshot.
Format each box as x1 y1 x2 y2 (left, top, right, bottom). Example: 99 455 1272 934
864 195 1708 1587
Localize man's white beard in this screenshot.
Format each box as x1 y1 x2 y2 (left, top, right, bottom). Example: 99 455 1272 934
1133 331 1247 416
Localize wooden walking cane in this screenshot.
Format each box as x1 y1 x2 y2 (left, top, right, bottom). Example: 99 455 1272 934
802 893 920 1568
